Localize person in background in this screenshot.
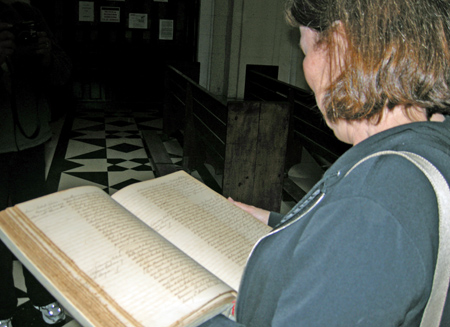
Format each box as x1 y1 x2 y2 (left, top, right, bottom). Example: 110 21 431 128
0 0 71 326
200 0 450 325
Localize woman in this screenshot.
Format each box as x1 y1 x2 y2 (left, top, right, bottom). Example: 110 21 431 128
201 0 450 326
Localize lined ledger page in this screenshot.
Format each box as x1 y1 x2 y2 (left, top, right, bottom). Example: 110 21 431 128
112 171 272 291
9 186 234 327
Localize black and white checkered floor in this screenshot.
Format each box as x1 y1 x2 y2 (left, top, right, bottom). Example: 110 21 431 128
48 103 182 195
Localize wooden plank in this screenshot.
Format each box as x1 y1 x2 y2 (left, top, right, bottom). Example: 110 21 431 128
140 130 180 177
282 177 307 203
252 102 290 211
182 84 206 170
244 68 351 173
222 102 290 212
222 102 260 206
195 164 222 194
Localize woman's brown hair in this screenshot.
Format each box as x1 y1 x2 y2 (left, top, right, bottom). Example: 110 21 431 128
286 0 450 122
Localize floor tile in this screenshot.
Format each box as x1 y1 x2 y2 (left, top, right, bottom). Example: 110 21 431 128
65 139 105 159
64 159 110 172
58 172 109 192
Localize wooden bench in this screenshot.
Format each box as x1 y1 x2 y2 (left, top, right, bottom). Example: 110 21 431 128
244 66 351 201
158 65 290 212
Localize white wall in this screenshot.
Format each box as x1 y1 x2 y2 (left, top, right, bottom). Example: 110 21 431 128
197 0 309 99
197 0 215 90
198 0 234 96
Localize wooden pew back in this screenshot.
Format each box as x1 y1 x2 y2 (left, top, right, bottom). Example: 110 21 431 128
163 65 290 212
245 68 351 171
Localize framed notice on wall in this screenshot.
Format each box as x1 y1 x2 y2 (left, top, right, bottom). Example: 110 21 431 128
159 19 173 40
129 13 148 29
79 1 94 22
100 7 121 23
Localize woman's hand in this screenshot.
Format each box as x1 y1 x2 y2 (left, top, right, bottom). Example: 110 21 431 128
0 23 15 65
228 198 270 225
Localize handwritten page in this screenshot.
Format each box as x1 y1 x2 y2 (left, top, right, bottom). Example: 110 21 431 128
14 187 233 327
112 171 272 290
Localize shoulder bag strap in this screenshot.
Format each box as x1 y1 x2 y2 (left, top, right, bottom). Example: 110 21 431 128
346 150 450 327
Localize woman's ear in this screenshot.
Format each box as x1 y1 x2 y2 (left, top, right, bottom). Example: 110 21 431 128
331 20 347 52
327 20 347 76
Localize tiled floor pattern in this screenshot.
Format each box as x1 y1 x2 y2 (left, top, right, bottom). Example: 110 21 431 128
54 104 180 195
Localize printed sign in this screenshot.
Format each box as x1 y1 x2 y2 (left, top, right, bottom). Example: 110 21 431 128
101 7 121 23
129 13 148 29
159 19 173 40
79 1 94 22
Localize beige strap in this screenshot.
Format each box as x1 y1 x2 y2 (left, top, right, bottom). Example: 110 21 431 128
347 150 450 327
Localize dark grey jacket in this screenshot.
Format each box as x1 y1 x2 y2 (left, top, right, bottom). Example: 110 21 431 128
202 117 450 326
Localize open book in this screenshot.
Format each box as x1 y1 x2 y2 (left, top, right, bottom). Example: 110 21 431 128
0 171 272 327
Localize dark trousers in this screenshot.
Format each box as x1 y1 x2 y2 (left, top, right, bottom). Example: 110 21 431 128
0 144 55 319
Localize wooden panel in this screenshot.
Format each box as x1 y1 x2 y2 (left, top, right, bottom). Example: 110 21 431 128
181 83 203 170
283 177 307 203
251 102 290 211
223 102 290 212
193 116 226 159
244 68 351 168
191 86 228 123
192 100 227 143
140 130 180 176
222 102 260 204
